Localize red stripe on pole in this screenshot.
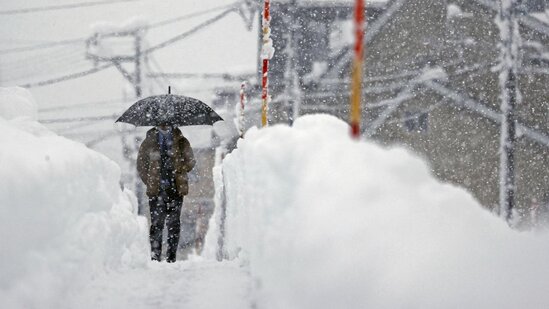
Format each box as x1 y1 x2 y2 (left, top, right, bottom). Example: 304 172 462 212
354 0 364 57
264 0 270 21
350 0 365 139
261 0 271 127
262 59 269 100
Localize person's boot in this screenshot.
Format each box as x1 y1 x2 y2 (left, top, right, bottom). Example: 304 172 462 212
151 240 162 262
166 248 176 263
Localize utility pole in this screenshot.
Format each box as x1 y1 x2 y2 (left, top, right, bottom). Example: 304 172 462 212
86 26 148 214
283 0 301 124
134 32 143 98
497 0 520 224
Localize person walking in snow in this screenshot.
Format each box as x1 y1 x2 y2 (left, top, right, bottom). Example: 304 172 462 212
137 124 195 263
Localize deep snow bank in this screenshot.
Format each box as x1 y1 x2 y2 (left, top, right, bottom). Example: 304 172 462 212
0 87 149 308
206 114 549 309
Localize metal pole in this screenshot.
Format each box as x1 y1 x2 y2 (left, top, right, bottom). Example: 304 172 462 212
239 82 246 138
498 0 518 223
284 0 300 124
135 31 142 98
261 0 272 127
350 0 365 138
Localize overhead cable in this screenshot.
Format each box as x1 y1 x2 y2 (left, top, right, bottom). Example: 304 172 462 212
39 97 128 112
0 39 85 55
146 2 242 30
22 63 114 88
39 114 117 124
0 0 142 15
0 4 240 54
16 7 238 88
145 8 237 54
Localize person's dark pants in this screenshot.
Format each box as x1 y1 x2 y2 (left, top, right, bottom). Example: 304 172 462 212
149 192 183 262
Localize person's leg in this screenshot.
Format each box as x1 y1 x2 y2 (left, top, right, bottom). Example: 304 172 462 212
149 196 167 261
165 196 183 263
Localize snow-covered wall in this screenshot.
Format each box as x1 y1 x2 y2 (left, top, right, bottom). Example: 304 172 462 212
206 114 549 309
0 87 149 308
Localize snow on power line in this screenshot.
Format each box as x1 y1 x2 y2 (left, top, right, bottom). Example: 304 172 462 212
0 3 242 55
13 6 239 88
0 39 85 55
0 0 143 15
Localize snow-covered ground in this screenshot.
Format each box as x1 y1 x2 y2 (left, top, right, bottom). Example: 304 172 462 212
205 114 549 309
67 257 252 309
3 87 549 308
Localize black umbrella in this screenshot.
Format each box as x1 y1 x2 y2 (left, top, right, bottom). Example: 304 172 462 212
115 90 223 127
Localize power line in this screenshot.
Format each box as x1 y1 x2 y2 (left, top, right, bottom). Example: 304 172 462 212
22 62 114 88
39 114 117 124
14 7 238 88
0 0 142 15
1 51 92 83
146 2 243 30
145 8 237 54
1 53 87 78
0 3 241 55
38 98 128 113
0 39 85 55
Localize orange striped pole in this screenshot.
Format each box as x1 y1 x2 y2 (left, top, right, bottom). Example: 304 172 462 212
350 0 365 138
261 0 273 127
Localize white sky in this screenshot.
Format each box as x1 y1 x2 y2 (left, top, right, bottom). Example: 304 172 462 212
0 0 259 108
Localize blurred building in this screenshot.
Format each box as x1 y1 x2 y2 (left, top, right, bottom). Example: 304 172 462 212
221 0 549 224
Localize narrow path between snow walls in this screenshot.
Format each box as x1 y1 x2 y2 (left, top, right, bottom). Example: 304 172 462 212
1 87 255 309
204 114 549 309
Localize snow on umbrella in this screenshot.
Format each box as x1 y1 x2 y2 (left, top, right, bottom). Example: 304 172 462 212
115 94 223 127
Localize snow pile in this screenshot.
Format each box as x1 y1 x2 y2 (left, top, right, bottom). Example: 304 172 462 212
0 88 149 308
206 114 549 309
0 87 37 121
90 16 149 35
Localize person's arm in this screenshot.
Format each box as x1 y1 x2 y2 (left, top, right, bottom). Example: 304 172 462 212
181 138 196 173
136 141 149 183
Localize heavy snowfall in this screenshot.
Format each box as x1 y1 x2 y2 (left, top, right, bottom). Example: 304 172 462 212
2 89 549 308
1 0 549 308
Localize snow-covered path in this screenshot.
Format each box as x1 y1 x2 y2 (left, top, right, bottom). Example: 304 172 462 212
69 258 253 309
4 88 549 309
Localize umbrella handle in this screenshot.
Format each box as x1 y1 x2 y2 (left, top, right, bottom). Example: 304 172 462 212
168 86 171 94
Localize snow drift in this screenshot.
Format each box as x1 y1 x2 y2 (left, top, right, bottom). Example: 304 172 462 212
0 87 149 308
206 114 549 309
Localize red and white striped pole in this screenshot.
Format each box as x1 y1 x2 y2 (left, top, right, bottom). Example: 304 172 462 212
350 0 365 138
260 0 273 127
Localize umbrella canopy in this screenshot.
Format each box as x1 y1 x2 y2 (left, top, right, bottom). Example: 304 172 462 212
115 94 223 127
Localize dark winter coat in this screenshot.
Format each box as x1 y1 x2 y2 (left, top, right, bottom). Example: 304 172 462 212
137 127 195 197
